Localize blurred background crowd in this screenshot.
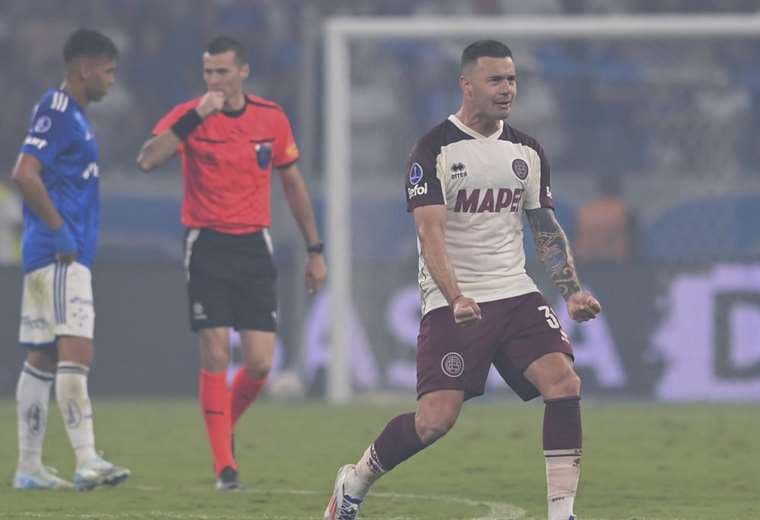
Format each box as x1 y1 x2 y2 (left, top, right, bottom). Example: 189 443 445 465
1 0 759 267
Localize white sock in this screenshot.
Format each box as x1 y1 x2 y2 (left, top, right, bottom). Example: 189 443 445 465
16 363 54 474
545 449 581 520
56 362 98 467
347 444 386 498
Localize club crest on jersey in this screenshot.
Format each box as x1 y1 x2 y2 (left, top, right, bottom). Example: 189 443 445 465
409 162 424 185
33 116 52 133
441 352 465 378
255 142 272 169
512 158 529 180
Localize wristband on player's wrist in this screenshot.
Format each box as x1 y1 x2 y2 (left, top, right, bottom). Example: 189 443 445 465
306 242 324 255
170 109 203 140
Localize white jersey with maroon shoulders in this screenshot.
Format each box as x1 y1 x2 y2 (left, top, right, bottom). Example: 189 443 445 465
405 114 555 316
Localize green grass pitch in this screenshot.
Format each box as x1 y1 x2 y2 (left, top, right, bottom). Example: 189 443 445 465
0 399 757 519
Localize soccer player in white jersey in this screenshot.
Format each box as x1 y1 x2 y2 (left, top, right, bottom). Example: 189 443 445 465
324 40 601 520
10 29 130 491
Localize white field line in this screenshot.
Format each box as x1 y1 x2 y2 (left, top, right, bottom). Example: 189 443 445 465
7 487 686 520
7 486 522 520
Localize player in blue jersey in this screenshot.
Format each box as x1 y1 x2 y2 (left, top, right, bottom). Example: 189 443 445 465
10 29 130 491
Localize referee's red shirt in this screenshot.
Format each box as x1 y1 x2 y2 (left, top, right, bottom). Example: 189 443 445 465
153 94 300 234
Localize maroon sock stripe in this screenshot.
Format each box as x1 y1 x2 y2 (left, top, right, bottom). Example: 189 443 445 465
543 396 582 451
372 413 427 471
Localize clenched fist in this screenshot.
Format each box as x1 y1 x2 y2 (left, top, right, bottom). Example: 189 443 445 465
452 295 482 327
566 291 602 323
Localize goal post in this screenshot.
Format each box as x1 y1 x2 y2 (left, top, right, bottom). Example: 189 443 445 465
323 14 760 404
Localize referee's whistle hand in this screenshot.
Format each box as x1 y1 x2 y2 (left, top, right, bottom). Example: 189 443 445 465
196 91 225 119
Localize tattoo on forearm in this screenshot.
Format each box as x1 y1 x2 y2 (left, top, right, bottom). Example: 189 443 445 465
527 209 581 298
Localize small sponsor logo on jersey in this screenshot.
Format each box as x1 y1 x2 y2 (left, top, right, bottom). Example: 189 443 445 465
24 136 47 150
409 162 424 185
255 142 273 169
85 131 93 141
441 352 465 378
512 158 529 180
454 188 524 213
407 182 428 199
33 116 52 133
286 142 299 159
450 162 467 179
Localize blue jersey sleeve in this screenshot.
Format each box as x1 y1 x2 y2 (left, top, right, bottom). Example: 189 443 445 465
20 94 78 169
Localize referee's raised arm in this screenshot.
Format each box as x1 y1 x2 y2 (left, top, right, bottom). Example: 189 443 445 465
136 91 224 172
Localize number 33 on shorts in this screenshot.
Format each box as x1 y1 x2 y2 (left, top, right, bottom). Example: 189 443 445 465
537 305 561 329
538 305 569 345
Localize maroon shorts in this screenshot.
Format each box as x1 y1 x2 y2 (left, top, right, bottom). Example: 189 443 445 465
416 292 573 401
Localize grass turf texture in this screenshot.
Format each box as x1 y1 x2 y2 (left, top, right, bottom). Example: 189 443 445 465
0 399 757 519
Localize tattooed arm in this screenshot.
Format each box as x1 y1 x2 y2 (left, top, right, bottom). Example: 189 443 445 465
525 207 581 298
525 208 601 322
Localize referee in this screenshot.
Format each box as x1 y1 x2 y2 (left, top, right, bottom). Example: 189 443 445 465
137 36 327 490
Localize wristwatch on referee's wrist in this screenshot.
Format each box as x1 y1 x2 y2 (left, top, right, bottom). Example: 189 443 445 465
306 242 324 255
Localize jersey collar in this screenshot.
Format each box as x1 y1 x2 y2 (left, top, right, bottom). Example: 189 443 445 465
448 114 503 140
221 96 248 118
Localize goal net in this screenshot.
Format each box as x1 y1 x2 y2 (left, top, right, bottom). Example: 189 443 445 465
321 15 760 403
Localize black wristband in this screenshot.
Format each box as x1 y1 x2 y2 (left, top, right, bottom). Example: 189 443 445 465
170 109 203 140
307 242 324 254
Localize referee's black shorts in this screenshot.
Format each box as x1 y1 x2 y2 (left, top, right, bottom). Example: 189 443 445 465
184 228 277 332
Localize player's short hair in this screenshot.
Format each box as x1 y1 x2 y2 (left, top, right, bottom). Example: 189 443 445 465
206 36 248 65
461 40 513 70
63 29 119 63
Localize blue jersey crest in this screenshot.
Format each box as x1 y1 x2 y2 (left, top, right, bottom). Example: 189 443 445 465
19 89 100 272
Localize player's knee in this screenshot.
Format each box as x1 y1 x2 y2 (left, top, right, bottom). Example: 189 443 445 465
415 410 458 444
245 359 272 380
26 350 58 373
201 345 230 371
560 372 582 397
543 371 581 400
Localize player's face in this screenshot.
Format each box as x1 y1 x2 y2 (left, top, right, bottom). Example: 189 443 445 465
83 57 117 102
462 56 517 121
202 51 249 100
